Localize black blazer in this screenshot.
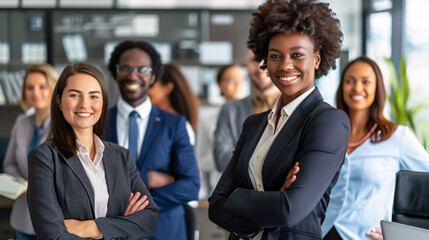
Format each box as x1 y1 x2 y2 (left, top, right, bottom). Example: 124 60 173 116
27 141 159 240
209 89 350 240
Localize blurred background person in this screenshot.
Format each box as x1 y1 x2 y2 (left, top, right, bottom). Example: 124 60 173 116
27 62 158 239
149 63 199 145
148 63 200 240
3 63 58 240
216 64 246 102
322 56 429 240
213 50 280 172
195 64 247 200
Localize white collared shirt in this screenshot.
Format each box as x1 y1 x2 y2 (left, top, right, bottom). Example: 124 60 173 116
247 87 315 240
116 97 152 158
76 135 108 218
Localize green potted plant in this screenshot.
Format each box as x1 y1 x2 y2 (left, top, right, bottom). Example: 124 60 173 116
385 56 428 149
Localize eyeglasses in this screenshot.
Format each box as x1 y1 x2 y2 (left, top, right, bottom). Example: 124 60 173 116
116 64 153 77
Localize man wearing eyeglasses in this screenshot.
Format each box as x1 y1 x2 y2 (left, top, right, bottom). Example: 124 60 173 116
104 40 200 240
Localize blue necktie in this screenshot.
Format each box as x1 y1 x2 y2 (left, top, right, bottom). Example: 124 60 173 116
128 111 139 162
27 125 40 153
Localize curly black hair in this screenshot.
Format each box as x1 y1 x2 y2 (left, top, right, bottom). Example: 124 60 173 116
107 40 164 82
248 0 343 79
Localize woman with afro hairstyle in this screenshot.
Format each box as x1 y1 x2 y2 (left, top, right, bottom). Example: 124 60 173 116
208 0 350 239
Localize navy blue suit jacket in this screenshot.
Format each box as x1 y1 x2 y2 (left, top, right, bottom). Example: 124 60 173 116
209 89 350 240
105 105 200 240
27 141 159 240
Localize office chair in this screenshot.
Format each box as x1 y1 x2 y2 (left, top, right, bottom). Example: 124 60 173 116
392 170 429 230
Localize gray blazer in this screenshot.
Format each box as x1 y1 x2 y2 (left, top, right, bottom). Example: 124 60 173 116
213 96 252 172
27 141 159 240
3 114 50 235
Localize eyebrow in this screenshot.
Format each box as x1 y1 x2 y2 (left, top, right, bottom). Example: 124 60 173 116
67 89 101 94
269 46 305 52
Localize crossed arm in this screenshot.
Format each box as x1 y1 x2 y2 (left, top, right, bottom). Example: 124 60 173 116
27 145 159 240
64 193 149 238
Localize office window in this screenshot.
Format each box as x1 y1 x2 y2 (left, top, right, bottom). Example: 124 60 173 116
371 0 392 11
404 0 429 124
366 12 392 61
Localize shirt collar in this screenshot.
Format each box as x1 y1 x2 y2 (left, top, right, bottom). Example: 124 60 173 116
76 134 105 164
117 96 152 120
268 86 315 124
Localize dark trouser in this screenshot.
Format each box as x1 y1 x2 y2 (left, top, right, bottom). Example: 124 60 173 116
323 227 343 240
183 203 196 240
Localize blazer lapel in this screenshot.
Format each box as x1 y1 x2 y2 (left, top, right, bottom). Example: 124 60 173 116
237 112 269 188
262 88 324 183
136 106 161 169
242 113 269 163
62 154 95 214
103 145 117 216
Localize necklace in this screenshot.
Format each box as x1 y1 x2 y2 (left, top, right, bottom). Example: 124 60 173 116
348 123 378 148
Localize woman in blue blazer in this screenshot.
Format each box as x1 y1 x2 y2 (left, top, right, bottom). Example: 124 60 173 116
208 0 350 239
27 63 159 240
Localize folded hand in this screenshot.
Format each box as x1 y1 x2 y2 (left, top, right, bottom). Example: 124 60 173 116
280 162 300 191
124 192 149 216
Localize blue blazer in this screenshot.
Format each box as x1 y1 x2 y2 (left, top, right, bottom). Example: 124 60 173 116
209 89 351 240
27 141 159 240
105 105 200 240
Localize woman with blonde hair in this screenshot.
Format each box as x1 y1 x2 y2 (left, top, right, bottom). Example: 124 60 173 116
3 63 58 240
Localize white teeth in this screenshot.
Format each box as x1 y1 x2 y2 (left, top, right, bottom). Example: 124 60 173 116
279 76 298 81
77 113 91 117
126 83 139 90
352 95 364 100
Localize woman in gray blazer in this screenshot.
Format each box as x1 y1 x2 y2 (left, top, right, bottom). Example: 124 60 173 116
3 64 58 240
27 63 159 240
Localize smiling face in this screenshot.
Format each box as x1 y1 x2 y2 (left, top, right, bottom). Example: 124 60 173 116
266 32 320 105
116 48 155 107
24 72 52 111
59 73 103 135
342 62 377 112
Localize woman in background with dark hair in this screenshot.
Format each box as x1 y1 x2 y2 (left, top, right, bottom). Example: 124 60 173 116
27 62 159 240
149 63 199 143
216 64 246 101
209 0 350 239
3 64 58 240
322 56 429 240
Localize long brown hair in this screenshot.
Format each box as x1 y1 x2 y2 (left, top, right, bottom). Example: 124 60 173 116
49 63 109 158
336 56 396 143
159 63 199 130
